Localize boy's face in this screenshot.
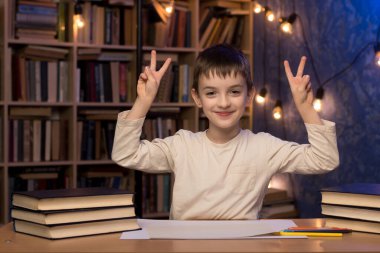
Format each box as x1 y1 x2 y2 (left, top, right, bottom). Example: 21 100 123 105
191 72 253 134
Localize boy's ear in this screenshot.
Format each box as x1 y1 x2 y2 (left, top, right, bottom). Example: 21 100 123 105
246 87 255 106
191 88 202 108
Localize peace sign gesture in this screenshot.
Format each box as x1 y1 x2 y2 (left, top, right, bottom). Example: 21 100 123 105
137 50 172 103
284 56 314 108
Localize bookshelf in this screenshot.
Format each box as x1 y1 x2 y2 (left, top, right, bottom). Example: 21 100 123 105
0 0 254 223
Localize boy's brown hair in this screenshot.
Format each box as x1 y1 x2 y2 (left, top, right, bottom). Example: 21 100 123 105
192 44 253 92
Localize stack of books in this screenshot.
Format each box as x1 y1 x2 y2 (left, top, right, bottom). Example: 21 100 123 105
11 187 140 239
259 188 298 219
321 183 380 234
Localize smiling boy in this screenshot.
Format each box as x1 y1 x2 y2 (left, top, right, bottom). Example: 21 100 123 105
112 44 339 220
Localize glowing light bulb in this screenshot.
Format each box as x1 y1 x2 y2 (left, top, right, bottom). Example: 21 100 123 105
74 3 84 29
256 95 265 104
375 50 380 66
313 87 324 112
165 5 173 14
313 99 322 112
255 88 267 104
74 14 85 28
280 22 292 34
266 10 275 22
280 13 297 34
273 110 282 120
272 100 283 120
253 3 263 14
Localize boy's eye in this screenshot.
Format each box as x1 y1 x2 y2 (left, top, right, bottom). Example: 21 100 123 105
230 90 241 95
205 91 216 96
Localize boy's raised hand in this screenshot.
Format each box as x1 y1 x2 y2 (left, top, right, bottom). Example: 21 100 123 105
284 56 314 108
137 50 171 103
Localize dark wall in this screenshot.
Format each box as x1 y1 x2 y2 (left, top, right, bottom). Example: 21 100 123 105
253 0 380 217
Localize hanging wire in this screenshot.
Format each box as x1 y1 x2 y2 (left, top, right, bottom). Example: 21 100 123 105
263 0 268 131
263 0 267 88
292 0 296 13
294 3 379 88
296 14 322 86
278 0 287 139
277 0 283 100
320 42 375 87
277 29 282 99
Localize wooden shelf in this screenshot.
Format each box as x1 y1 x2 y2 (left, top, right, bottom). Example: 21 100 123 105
8 38 74 48
76 43 136 50
77 102 134 108
7 161 73 168
142 46 198 53
8 102 74 107
76 160 115 166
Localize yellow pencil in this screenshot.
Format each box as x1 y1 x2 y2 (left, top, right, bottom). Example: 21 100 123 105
277 231 343 237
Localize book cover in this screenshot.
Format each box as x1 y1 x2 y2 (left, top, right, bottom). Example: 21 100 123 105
11 205 136 225
322 183 380 196
325 216 380 234
321 183 380 208
322 204 380 222
12 187 134 211
13 218 140 239
263 188 292 205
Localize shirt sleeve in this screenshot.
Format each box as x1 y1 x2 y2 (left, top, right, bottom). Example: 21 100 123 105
266 120 340 174
111 110 174 173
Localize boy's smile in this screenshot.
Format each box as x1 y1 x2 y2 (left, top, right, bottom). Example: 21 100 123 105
191 72 253 143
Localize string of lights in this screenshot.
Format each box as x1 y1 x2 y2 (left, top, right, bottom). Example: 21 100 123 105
256 0 268 105
253 0 380 116
273 28 283 121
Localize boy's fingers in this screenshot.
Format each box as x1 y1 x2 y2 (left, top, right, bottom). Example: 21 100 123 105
306 82 311 92
305 82 311 91
145 66 155 81
150 50 156 70
296 56 307 77
139 72 147 80
158 58 172 76
284 60 294 80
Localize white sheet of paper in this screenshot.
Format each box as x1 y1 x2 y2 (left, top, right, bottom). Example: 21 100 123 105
120 219 298 239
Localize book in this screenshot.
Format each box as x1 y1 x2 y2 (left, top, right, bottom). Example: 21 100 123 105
77 51 133 61
19 45 68 60
200 0 241 9
12 187 134 211
13 218 140 239
260 187 298 219
263 188 289 205
325 217 380 234
11 206 136 225
321 183 380 208
322 204 380 222
9 107 52 117
107 0 134 6
260 203 298 219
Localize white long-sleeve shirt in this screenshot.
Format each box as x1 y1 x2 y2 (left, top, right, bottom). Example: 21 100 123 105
112 111 339 220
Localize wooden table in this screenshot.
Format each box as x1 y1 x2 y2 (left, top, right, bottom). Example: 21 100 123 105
0 219 380 253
